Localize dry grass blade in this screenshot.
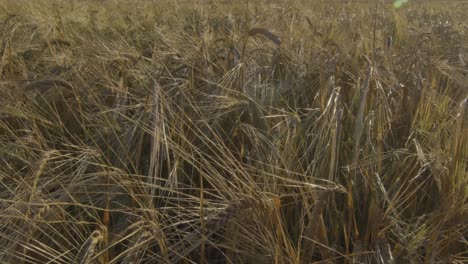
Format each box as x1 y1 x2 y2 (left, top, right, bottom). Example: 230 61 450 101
352 63 373 175
301 191 331 263
168 200 248 263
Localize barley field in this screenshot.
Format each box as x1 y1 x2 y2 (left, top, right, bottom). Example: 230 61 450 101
0 0 466 263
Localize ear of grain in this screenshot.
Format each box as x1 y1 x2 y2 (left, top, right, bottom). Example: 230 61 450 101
248 28 282 46
77 229 104 264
